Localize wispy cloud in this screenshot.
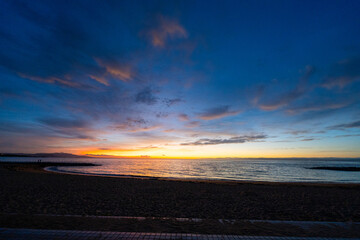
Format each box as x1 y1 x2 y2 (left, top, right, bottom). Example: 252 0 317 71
185 121 200 128
286 101 349 115
38 117 96 140
286 130 309 135
163 98 183 107
181 134 267 145
321 58 360 89
135 87 158 105
178 114 189 121
89 75 109 86
95 58 132 82
328 120 360 130
147 16 188 47
259 66 315 111
301 138 315 141
198 105 241 120
115 118 160 132
19 74 85 88
38 117 88 128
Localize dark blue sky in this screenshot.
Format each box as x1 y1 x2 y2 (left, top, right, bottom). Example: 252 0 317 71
1 0 360 157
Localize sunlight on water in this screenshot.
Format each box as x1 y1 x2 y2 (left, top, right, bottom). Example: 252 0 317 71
1 157 360 183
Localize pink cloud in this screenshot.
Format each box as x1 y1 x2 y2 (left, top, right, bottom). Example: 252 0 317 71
148 16 188 47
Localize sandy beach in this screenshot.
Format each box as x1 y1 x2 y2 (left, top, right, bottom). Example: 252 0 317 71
1 162 360 237
1 162 359 221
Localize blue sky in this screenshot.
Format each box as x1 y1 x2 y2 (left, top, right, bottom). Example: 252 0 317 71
0 0 360 158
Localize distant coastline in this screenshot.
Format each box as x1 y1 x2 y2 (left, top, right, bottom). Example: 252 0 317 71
0 153 91 158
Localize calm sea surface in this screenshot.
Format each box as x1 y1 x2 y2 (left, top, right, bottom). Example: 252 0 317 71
1 157 360 183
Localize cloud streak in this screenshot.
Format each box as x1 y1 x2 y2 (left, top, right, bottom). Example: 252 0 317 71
38 117 96 140
321 58 360 89
286 101 350 115
95 58 132 82
178 114 189 121
181 134 267 145
328 120 360 130
115 118 160 133
198 105 241 120
258 66 315 111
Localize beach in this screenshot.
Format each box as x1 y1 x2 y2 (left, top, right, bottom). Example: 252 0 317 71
1 162 359 221
2 162 360 237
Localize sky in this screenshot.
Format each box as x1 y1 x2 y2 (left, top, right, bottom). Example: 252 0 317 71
0 0 360 158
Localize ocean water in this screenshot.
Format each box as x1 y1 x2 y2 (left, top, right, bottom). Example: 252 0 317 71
1 157 360 183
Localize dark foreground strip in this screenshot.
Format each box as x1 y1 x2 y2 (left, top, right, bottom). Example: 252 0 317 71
0 228 359 240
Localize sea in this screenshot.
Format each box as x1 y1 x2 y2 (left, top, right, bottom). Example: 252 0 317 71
1 157 359 183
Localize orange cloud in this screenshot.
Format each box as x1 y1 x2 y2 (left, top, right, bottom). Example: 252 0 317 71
148 17 188 47
19 73 81 88
95 58 132 82
105 65 132 81
89 75 109 86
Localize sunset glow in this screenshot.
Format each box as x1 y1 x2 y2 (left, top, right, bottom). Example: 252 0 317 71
1 0 360 159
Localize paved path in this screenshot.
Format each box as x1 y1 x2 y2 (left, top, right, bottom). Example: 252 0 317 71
0 228 359 240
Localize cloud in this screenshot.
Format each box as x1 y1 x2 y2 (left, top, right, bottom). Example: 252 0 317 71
89 75 109 86
155 112 169 118
135 87 158 105
198 105 241 120
286 130 309 135
147 16 188 47
38 117 88 128
178 113 189 121
96 145 158 152
0 1 140 92
163 98 183 107
95 58 132 82
321 58 360 89
328 120 360 130
258 65 315 111
115 118 160 132
251 85 265 105
335 134 360 138
301 138 315 141
185 121 200 128
286 101 350 115
181 134 267 145
38 117 96 140
19 74 86 88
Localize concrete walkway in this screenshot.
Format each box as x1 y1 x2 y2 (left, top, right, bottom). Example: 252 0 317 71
1 228 359 240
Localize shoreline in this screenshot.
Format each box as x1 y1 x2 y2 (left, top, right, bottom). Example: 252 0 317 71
2 160 360 185
43 162 360 187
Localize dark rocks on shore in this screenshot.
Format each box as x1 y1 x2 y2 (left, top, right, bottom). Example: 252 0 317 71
309 166 360 171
